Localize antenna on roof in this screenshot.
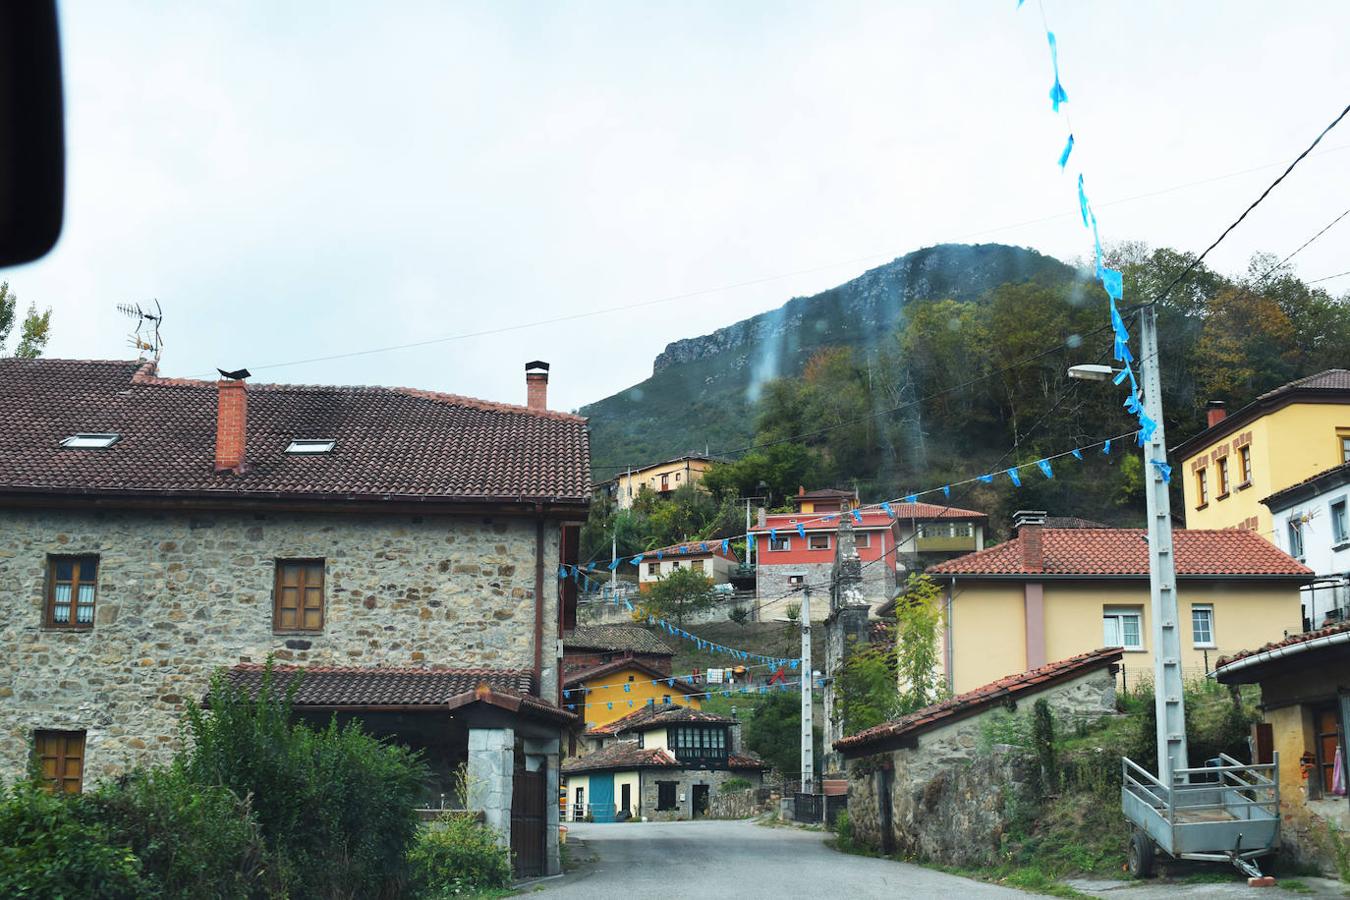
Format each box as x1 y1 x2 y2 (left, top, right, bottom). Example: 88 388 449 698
116 299 163 362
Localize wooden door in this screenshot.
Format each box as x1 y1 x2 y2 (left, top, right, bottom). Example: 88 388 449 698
511 766 547 878
1315 705 1341 794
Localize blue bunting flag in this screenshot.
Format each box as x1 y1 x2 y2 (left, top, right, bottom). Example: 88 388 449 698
608 558 621 571
1007 467 1022 487
904 493 918 504
770 528 778 544
796 523 807 539
942 484 951 498
978 473 994 483
1151 459 1172 483
1037 459 1054 479
1058 133 1075 169
1101 267 1123 302
1102 440 1111 454
881 501 895 518
851 509 863 524
1047 32 1068 111
1071 448 1083 460
1077 174 1090 228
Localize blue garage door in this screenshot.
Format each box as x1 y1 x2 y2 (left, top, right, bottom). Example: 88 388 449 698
589 773 615 823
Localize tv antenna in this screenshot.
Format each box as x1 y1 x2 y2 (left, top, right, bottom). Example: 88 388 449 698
116 299 163 361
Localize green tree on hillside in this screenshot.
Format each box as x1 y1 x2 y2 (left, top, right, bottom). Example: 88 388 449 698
635 566 717 627
0 282 51 358
741 691 823 778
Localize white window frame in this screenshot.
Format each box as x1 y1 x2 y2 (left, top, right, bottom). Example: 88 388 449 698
1103 607 1144 651
1331 497 1350 547
284 439 336 455
855 532 871 548
787 574 805 586
768 536 791 551
60 433 120 449
1287 517 1305 560
1191 603 1215 648
807 534 830 551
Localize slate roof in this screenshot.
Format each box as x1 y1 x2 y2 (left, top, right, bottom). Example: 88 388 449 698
223 663 573 723
1173 369 1350 459
563 625 674 656
1262 459 1350 510
563 658 698 694
1042 516 1110 529
0 358 590 505
728 752 772 770
561 742 679 774
928 528 1312 578
592 704 735 735
1214 620 1350 681
835 648 1123 755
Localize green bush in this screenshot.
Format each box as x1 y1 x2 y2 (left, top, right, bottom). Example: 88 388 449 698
91 765 266 899
833 809 853 845
719 777 753 794
408 812 512 898
182 664 429 900
0 778 145 899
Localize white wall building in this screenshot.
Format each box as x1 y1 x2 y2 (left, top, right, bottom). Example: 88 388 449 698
637 541 739 590
1263 460 1350 629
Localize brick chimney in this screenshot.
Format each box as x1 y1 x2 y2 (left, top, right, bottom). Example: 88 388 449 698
214 377 248 474
1013 510 1046 572
525 361 549 411
1206 400 1227 429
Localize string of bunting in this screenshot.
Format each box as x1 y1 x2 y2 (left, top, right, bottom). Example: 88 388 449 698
1019 0 1172 485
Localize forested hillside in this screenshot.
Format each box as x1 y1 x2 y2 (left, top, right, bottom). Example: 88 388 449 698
579 241 1350 559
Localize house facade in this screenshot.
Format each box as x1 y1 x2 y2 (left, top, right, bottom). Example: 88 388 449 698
563 657 701 733
563 624 676 677
928 513 1311 694
1174 370 1350 535
1262 460 1350 629
751 489 986 620
562 706 768 822
637 540 739 590
1215 623 1349 868
0 357 588 877
600 455 718 511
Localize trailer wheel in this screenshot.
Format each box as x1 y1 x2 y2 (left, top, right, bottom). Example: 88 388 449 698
1127 831 1156 879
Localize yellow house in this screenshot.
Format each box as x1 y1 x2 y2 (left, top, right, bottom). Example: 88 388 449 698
602 455 718 510
563 658 701 732
1215 622 1350 866
1174 370 1350 535
927 518 1312 694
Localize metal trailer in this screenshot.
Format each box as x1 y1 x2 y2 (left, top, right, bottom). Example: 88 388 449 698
1121 753 1280 879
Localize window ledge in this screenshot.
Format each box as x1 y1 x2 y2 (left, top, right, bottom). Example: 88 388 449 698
1216 492 1230 501
41 625 94 633
1332 541 1350 553
1235 481 1252 491
1123 647 1148 654
1195 503 1209 511
1193 643 1217 650
272 630 324 637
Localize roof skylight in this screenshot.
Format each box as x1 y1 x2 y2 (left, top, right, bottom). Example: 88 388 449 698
61 433 120 449
285 439 336 455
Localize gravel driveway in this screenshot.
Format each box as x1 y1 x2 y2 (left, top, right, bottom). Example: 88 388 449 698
531 819 1032 899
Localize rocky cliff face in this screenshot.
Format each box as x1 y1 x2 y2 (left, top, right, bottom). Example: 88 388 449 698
583 243 1075 472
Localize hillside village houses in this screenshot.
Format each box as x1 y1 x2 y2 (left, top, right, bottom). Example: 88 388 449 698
637 539 740 591
0 356 589 878
1176 369 1350 535
750 487 987 620
926 511 1312 693
597 454 718 510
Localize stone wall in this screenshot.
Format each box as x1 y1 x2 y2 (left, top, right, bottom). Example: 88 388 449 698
577 592 754 627
846 667 1117 866
709 785 779 820
639 767 765 821
0 507 561 786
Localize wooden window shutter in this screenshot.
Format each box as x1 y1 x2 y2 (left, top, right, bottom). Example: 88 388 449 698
1252 722 1274 765
35 730 85 794
275 560 324 632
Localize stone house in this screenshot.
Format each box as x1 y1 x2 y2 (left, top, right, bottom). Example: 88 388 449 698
562 705 769 822
1215 622 1349 870
834 648 1122 865
0 356 589 877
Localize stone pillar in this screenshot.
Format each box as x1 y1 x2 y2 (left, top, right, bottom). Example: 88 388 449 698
823 517 871 776
524 736 562 876
468 727 515 848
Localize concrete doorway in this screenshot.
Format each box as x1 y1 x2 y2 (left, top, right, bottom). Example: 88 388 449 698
692 783 710 818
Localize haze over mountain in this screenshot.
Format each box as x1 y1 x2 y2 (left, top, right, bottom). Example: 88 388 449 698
582 243 1075 475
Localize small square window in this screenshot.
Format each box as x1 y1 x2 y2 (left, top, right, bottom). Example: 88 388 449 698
285 439 336 455
1191 604 1215 647
808 534 830 550
787 574 805 586
35 730 85 794
60 433 119 449
690 558 705 571
769 536 791 551
274 559 325 631
46 555 98 628
647 562 661 576
855 532 871 548
1103 607 1144 651
1331 499 1349 545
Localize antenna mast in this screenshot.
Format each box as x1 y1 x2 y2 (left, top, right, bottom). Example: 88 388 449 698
116 299 164 362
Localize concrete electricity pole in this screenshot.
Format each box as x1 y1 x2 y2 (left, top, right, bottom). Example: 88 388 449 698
1071 302 1188 784
1138 304 1189 784
800 584 814 795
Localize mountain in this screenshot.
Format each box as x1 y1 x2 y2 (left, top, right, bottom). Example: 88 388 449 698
581 243 1076 475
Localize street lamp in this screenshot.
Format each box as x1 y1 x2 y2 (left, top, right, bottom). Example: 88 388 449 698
1070 302 1189 786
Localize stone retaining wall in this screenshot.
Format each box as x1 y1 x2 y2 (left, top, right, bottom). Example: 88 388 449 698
709 785 778 819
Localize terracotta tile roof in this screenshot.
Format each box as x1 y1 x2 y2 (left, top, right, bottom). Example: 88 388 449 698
754 502 986 533
1043 516 1110 529
928 528 1312 578
1214 620 1350 678
561 741 679 774
642 540 740 561
728 751 771 770
564 625 673 656
0 358 590 505
563 657 698 694
591 704 735 735
835 648 1123 755
222 663 573 724
1257 368 1350 398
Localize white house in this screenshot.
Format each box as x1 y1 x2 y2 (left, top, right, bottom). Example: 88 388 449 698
637 541 740 591
1263 459 1350 629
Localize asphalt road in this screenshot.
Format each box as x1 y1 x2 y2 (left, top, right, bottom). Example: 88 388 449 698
532 819 1032 899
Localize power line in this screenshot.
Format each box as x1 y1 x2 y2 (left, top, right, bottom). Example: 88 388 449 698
1255 206 1350 281
1308 269 1350 285
1148 102 1350 310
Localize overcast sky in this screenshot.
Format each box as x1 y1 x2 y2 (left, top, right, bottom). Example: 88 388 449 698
9 1 1349 411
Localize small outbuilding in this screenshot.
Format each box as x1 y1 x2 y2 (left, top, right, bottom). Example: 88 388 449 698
834 648 1122 864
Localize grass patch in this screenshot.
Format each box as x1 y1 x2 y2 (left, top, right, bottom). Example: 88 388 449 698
1278 880 1314 894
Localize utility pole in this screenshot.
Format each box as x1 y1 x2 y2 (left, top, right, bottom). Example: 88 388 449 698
610 528 618 599
1139 303 1189 785
800 584 814 795
744 498 753 568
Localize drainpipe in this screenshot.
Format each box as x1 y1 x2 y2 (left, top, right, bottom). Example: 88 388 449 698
944 576 956 692
534 508 546 695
